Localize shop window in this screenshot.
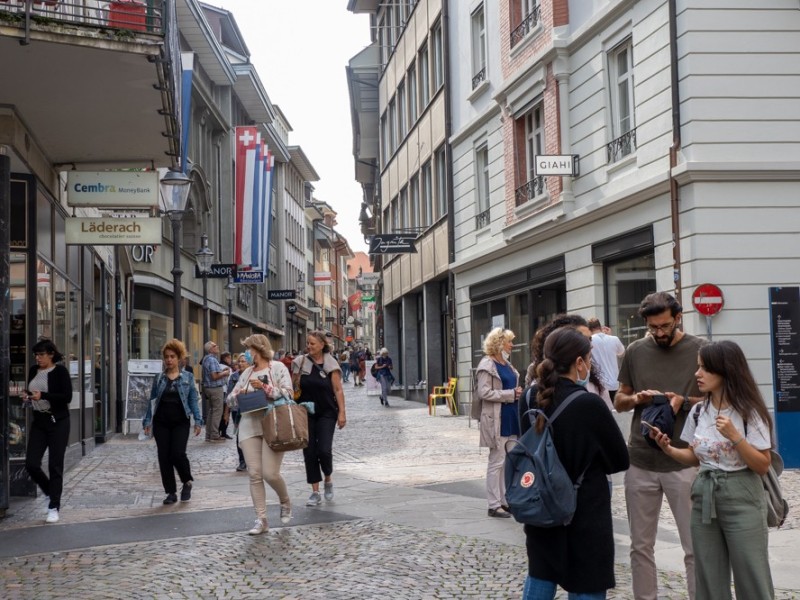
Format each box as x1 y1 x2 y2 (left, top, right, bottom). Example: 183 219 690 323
605 253 655 346
37 194 52 261
9 253 29 459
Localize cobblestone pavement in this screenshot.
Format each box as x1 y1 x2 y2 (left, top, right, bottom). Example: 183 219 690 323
2 383 799 598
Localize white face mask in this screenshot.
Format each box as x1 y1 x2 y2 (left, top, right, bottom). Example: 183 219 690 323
501 350 510 361
575 359 590 388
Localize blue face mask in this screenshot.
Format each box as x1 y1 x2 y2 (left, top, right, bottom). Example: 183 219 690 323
243 350 253 364
576 359 590 388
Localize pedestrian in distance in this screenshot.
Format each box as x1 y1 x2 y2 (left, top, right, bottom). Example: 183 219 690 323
218 351 234 439
23 339 73 524
226 352 251 472
375 347 394 407
474 327 522 519
521 326 629 599
615 291 706 600
142 339 204 505
227 334 294 535
201 340 231 442
350 346 362 387
280 350 294 371
293 330 347 507
587 318 625 403
339 347 351 382
649 340 775 600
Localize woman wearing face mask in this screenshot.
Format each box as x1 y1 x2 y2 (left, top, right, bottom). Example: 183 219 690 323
474 327 522 518
226 352 252 472
522 326 629 599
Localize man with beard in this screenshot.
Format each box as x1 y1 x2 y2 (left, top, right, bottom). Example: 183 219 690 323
615 292 705 600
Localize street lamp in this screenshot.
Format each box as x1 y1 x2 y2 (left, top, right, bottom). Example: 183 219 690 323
225 278 237 353
159 169 192 339
194 233 214 346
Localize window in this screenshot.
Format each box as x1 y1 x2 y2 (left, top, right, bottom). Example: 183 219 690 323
432 20 444 91
391 197 399 233
379 13 389 66
513 103 545 205
475 144 490 229
409 173 420 229
386 6 395 52
525 104 544 181
388 97 397 154
380 112 389 167
397 80 407 140
607 38 636 162
471 4 487 89
434 145 447 219
407 62 418 124
510 0 541 48
421 161 433 227
605 253 655 345
419 41 430 108
399 187 408 230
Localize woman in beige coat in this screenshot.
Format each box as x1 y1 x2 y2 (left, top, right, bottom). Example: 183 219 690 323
473 327 522 518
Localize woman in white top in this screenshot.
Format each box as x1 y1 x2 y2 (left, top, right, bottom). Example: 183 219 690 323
651 340 774 600
227 334 294 535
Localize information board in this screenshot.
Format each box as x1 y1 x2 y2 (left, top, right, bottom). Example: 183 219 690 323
769 287 800 412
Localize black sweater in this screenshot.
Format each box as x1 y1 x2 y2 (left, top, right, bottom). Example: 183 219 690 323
521 379 629 593
27 364 73 421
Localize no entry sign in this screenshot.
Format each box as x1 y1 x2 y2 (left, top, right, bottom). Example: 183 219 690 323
693 284 724 316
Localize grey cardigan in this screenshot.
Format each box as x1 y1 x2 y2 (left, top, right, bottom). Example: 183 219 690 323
474 355 519 448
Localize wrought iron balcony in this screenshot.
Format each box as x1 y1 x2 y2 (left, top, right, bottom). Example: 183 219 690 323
475 208 490 230
510 4 541 49
471 67 486 90
514 176 545 206
606 128 637 163
0 0 165 35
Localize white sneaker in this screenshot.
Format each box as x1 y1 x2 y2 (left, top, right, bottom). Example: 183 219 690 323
46 508 59 524
247 518 268 535
280 503 292 524
306 491 322 506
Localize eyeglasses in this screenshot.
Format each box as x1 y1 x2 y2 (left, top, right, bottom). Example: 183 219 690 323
646 320 676 334
33 352 48 357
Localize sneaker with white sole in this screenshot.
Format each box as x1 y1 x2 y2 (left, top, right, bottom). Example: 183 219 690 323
45 508 59 524
306 491 322 506
323 482 334 501
280 503 292 524
247 518 268 535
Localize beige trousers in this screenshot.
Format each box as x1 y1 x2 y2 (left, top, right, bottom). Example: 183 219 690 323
486 435 515 510
239 436 289 521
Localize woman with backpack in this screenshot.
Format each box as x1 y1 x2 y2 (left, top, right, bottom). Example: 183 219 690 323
650 340 774 600
523 326 629 599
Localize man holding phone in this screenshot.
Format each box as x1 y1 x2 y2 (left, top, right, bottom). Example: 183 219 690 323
614 292 705 600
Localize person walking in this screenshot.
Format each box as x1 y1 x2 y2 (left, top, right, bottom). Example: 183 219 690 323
339 347 351 382
588 318 625 403
375 347 394 407
615 291 706 600
473 327 521 519
23 339 73 524
293 330 347 507
226 352 251 472
201 340 230 442
218 351 234 439
522 326 630 599
651 340 775 600
350 347 362 387
227 334 293 535
142 339 204 505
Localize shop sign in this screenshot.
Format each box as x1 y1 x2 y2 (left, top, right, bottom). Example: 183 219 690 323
369 234 417 254
67 171 159 207
268 289 296 300
66 217 162 245
358 273 381 285
533 154 579 177
235 270 264 284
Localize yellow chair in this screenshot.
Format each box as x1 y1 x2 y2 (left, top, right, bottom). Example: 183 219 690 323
428 377 458 416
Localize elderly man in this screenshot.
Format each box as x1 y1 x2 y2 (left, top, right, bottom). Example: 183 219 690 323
201 340 230 442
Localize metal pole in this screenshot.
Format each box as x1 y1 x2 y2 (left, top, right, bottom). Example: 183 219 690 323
706 315 713 342
227 297 233 353
202 273 209 346
170 215 183 340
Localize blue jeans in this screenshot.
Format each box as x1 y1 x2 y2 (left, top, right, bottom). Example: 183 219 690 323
340 363 350 381
378 373 391 402
522 576 606 600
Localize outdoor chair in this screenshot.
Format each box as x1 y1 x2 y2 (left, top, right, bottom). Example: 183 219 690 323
428 377 458 416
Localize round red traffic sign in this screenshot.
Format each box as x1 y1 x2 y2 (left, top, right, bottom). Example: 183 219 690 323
692 284 724 316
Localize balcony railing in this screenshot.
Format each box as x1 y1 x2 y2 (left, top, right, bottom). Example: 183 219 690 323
0 0 165 35
471 66 486 90
510 4 541 48
475 207 490 230
606 128 637 163
514 176 545 206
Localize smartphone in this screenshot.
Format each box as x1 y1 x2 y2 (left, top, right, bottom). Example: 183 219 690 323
641 420 657 431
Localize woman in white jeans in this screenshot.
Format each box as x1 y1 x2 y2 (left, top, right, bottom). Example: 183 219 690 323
227 334 294 535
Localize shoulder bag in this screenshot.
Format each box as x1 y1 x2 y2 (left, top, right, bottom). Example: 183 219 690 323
260 369 308 452
292 355 307 401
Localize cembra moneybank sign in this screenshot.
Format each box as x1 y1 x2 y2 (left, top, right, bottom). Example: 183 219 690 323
66 218 162 245
67 171 158 207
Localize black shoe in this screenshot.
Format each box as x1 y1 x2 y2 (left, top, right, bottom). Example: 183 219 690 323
384 400 390 407
236 461 247 472
163 493 178 505
380 398 385 405
221 432 233 440
488 507 512 518
180 482 192 503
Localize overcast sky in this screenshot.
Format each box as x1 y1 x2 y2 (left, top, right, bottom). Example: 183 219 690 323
211 0 373 254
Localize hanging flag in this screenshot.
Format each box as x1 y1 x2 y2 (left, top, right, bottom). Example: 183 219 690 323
262 150 275 275
314 272 332 286
234 126 259 267
180 52 194 173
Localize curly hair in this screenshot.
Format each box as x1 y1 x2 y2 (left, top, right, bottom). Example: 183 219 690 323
241 334 273 360
534 327 591 432
483 327 514 357
307 330 331 353
162 338 187 361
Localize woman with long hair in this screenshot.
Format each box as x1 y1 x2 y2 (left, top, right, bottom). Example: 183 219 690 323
293 330 347 507
24 339 73 524
651 340 774 599
143 339 204 505
227 334 294 535
474 327 522 518
523 327 629 599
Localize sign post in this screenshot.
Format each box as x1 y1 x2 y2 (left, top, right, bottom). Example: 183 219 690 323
768 287 800 467
692 283 724 341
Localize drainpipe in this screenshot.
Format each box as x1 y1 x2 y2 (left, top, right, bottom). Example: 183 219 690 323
668 0 683 304
442 0 457 377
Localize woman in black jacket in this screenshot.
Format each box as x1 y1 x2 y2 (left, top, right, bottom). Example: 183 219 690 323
24 339 73 524
522 327 629 599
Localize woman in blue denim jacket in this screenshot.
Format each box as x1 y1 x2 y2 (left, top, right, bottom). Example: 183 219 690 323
143 339 204 505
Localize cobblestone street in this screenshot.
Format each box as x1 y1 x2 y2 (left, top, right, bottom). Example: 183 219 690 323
1 384 799 598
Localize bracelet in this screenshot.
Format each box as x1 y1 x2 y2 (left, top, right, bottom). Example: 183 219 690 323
731 437 744 447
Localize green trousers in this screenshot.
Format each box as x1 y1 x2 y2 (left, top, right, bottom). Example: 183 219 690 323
691 468 774 600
